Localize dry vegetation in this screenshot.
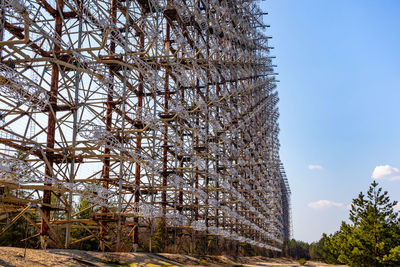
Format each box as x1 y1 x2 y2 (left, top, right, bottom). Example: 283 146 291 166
0 247 347 267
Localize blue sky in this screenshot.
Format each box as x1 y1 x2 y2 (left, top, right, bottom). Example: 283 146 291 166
261 0 400 242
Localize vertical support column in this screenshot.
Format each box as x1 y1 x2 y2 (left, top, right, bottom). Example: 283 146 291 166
100 0 118 251
215 84 221 249
65 3 82 248
194 79 199 220
161 23 170 215
133 23 145 246
0 3 4 59
178 87 184 212
175 83 185 252
204 2 211 253
41 0 64 249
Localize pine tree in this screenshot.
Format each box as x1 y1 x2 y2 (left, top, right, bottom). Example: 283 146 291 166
324 182 400 267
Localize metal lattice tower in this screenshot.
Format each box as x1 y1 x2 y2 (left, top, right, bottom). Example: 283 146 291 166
0 0 290 253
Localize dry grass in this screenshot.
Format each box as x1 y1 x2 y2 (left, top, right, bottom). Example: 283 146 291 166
0 247 347 267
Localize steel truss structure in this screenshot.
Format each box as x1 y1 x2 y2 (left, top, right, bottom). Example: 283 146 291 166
0 0 290 253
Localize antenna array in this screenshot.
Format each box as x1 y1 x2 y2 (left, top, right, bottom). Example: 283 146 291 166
0 0 290 252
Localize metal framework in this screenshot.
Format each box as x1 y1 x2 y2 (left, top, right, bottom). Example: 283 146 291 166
0 0 290 253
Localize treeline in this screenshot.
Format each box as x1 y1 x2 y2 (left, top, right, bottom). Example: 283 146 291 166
283 181 400 266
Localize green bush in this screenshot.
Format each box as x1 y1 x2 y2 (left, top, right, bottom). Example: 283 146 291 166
299 258 307 265
151 218 166 253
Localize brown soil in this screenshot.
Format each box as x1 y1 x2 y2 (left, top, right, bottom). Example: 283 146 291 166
0 247 347 266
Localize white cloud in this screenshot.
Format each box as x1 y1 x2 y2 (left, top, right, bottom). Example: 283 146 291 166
394 202 400 211
308 200 344 210
372 165 400 181
308 164 323 170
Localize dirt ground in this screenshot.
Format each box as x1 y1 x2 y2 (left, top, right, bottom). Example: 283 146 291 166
0 247 347 267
